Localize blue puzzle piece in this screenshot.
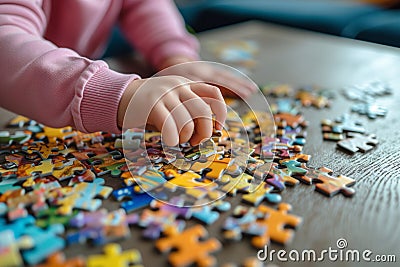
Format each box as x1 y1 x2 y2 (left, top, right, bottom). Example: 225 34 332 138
222 206 267 241
0 178 20 194
112 186 137 201
0 216 65 265
0 202 8 216
22 224 65 265
120 193 154 213
191 206 220 225
66 227 105 246
281 160 307 176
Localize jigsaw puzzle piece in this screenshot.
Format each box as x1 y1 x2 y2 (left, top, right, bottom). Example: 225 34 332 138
0 230 31 267
242 182 281 206
133 169 166 193
139 205 186 240
297 165 356 197
0 216 65 265
67 209 136 246
280 160 307 176
68 131 104 149
0 177 20 194
36 126 76 143
17 159 55 180
156 224 221 267
337 133 378 154
35 207 77 228
68 169 96 185
87 243 142 267
36 252 85 267
87 151 126 176
191 205 220 225
262 83 294 97
252 203 302 247
23 141 66 160
295 88 330 108
191 157 233 181
330 114 365 134
165 169 217 199
0 131 31 145
222 206 266 241
7 115 34 128
112 186 154 213
220 173 255 196
351 103 387 119
323 132 344 141
55 179 112 215
274 113 307 128
266 165 300 191
52 159 86 181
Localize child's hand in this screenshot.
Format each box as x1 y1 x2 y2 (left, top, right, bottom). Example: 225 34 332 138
158 56 258 99
118 76 226 146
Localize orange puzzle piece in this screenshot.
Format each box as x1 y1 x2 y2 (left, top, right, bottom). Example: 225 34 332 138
252 203 302 248
297 165 356 197
156 224 221 267
36 252 85 267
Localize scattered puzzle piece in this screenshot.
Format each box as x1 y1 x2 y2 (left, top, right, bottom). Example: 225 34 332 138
0 216 65 265
252 203 302 247
280 160 307 176
351 103 387 119
337 132 378 154
222 206 266 242
0 230 29 267
297 165 356 197
156 224 221 267
54 179 112 215
242 182 282 206
274 113 307 128
87 243 142 267
36 252 85 267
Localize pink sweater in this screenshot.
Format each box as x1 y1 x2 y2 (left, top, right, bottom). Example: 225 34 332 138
0 0 199 133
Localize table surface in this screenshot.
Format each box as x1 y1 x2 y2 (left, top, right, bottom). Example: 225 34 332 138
1 21 400 267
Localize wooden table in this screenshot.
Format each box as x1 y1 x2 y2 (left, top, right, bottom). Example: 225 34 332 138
198 21 400 267
1 21 399 266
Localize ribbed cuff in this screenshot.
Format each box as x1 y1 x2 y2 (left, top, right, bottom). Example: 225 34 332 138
75 65 140 133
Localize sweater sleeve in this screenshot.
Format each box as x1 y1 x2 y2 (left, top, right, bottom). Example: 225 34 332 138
0 0 139 133
119 0 200 69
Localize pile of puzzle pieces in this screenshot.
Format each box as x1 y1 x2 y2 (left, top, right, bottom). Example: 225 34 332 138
0 82 361 266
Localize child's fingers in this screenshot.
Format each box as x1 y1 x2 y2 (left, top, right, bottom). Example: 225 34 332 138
189 83 227 130
219 70 258 94
209 71 255 99
149 104 179 146
164 97 195 144
179 89 213 145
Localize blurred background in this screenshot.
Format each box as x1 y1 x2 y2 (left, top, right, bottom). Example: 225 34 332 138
174 0 400 47
103 0 399 60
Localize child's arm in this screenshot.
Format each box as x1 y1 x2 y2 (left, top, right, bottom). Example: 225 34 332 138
119 0 258 99
0 1 138 133
0 1 226 145
119 0 200 69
